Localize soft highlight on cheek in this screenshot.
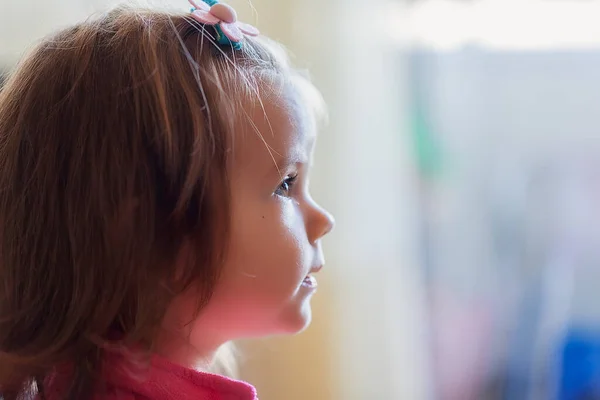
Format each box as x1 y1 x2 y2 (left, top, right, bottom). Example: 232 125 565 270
279 199 311 276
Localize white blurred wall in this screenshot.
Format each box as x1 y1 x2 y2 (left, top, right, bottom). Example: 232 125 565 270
0 1 430 399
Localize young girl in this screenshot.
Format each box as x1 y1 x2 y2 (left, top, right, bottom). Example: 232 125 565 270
0 0 334 398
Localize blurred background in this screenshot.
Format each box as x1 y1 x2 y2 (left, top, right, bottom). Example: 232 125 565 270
3 0 600 399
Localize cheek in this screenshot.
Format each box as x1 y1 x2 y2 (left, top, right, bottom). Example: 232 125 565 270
220 200 308 300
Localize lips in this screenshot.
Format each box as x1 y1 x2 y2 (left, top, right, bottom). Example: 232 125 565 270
302 274 318 288
302 265 323 289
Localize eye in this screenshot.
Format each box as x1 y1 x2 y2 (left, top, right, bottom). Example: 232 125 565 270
274 174 298 197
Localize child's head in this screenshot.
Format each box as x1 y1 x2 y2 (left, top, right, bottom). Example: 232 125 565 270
0 2 334 397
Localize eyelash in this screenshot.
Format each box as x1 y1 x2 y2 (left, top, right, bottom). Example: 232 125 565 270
274 174 299 197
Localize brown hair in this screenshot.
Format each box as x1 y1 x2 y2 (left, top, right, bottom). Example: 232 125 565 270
0 5 293 399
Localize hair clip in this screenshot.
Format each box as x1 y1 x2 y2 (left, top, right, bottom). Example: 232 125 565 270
189 0 259 49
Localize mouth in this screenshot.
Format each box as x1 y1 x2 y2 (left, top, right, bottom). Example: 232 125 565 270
302 265 323 289
302 275 318 288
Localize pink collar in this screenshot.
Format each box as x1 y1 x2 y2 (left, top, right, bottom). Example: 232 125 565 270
47 353 258 400
110 354 258 400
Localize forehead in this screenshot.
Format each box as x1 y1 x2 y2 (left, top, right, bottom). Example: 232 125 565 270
233 80 318 170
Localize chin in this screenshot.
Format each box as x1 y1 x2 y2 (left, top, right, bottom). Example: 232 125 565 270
278 300 314 335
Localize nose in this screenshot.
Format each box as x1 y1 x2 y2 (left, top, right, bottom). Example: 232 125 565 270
307 201 335 244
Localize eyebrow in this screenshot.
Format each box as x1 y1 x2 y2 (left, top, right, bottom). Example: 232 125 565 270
271 134 316 176
274 156 306 176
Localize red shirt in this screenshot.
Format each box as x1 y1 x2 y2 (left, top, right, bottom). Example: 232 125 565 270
45 353 258 400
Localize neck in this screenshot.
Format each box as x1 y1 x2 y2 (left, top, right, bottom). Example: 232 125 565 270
154 328 222 371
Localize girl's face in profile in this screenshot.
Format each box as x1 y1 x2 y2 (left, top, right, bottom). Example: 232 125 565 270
162 81 334 364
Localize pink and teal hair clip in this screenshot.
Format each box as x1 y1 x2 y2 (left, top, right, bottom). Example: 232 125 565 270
189 0 259 50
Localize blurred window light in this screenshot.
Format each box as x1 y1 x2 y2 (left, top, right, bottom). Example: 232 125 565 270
391 0 600 51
